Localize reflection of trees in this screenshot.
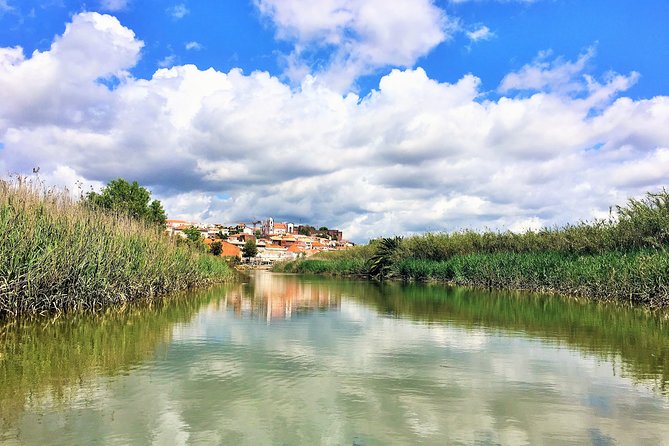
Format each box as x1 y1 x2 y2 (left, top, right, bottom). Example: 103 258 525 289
0 286 231 430
231 272 669 396
2 273 668 441
328 279 669 396
228 272 341 322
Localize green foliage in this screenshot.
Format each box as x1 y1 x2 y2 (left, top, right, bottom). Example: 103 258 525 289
298 226 315 236
177 226 206 252
394 250 669 307
275 189 669 307
210 241 222 256
368 236 403 279
242 239 258 258
183 226 201 243
85 178 166 225
0 178 233 318
272 258 368 275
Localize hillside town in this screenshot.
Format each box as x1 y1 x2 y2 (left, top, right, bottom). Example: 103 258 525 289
165 217 354 263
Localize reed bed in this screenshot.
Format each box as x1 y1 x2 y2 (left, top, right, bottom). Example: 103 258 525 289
273 190 669 307
0 178 234 318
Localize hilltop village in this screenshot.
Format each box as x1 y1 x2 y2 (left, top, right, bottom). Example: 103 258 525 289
165 217 354 263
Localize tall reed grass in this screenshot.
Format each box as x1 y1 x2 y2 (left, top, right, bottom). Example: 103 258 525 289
0 178 234 318
274 190 669 307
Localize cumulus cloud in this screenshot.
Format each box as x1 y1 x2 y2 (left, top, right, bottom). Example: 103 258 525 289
255 0 456 90
1 13 668 242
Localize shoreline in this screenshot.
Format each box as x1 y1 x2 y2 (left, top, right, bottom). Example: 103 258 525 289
272 250 669 310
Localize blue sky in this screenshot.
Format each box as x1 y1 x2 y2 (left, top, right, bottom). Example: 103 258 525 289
1 0 668 241
3 0 667 98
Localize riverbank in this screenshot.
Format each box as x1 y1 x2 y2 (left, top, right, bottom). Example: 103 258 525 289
273 190 669 308
0 179 235 319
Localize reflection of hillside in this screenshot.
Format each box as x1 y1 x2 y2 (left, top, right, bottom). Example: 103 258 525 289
0 286 231 430
228 272 341 322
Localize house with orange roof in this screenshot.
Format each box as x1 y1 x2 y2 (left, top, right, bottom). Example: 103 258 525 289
204 238 242 259
220 241 242 259
287 244 305 254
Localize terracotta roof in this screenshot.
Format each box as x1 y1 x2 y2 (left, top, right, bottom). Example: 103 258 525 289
220 241 241 257
287 245 305 253
274 223 287 229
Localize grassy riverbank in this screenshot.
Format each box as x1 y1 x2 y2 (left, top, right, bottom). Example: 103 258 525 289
274 190 669 307
0 179 234 318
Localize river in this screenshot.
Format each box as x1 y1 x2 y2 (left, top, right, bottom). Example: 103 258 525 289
1 271 668 445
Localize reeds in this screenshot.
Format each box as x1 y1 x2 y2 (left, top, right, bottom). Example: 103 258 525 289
0 178 234 318
274 190 669 307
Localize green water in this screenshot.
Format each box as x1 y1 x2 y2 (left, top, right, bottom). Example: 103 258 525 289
1 272 668 445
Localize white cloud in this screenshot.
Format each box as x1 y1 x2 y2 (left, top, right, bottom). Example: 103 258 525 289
185 41 202 51
167 4 189 20
158 54 177 67
499 47 597 94
255 0 456 90
1 14 668 242
466 25 493 42
100 0 129 12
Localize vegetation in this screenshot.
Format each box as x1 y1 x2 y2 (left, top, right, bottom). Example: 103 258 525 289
179 225 206 252
85 178 166 226
298 225 316 236
242 238 258 259
274 189 669 307
0 178 234 318
210 241 223 256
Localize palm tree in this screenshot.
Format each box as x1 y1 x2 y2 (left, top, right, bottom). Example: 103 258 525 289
368 236 403 279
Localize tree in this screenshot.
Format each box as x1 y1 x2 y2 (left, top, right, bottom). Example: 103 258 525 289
319 226 328 231
242 239 258 259
183 226 202 243
210 241 222 256
86 178 166 225
368 236 403 280
298 225 315 236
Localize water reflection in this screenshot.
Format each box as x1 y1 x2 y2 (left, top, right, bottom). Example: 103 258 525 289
1 272 668 445
228 273 340 321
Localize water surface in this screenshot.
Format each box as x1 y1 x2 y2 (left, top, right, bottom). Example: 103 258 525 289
1 272 668 445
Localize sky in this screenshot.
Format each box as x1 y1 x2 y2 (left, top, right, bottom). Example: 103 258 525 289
0 0 668 242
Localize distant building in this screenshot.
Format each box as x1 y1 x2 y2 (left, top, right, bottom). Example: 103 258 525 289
261 217 294 236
